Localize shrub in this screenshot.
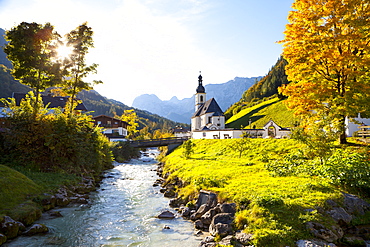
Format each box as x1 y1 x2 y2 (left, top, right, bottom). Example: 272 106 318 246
110 141 140 163
0 95 113 177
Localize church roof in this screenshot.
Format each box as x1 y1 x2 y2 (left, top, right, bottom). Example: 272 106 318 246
192 98 224 117
196 74 205 93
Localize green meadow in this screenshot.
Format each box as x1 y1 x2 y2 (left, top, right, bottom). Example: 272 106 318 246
226 97 295 129
162 138 370 246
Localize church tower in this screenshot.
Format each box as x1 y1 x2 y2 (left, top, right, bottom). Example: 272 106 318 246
195 73 206 111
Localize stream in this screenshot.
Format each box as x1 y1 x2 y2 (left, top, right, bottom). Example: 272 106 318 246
4 150 201 247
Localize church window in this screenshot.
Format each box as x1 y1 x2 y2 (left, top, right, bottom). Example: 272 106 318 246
200 95 203 102
208 117 212 124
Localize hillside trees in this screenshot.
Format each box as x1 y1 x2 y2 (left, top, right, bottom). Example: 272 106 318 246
242 57 289 102
279 0 370 144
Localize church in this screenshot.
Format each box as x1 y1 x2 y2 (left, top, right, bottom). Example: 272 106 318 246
190 74 291 139
191 74 229 139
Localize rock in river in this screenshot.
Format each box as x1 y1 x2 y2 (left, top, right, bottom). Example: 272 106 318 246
158 210 176 219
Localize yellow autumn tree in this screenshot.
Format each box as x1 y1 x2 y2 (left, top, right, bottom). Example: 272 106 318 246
119 109 139 139
279 0 370 144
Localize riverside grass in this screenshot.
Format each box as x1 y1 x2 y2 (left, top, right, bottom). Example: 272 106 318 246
0 164 79 218
162 139 345 246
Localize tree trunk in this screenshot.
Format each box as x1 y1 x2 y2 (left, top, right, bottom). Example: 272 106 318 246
339 115 347 144
339 132 347 144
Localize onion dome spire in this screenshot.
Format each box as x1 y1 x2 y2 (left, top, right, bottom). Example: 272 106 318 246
196 71 205 93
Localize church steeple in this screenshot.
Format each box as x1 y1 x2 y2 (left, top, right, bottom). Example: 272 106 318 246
196 73 205 93
195 72 206 111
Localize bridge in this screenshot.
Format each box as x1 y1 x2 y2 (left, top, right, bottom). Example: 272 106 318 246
128 137 188 149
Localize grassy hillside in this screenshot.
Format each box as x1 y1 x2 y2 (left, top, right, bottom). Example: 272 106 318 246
226 97 295 129
162 139 370 246
0 164 79 221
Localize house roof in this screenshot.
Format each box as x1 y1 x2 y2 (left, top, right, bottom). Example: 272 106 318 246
12 92 88 111
192 98 224 117
172 127 190 133
92 115 130 126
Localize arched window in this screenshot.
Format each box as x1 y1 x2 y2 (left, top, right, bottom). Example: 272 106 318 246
200 95 203 102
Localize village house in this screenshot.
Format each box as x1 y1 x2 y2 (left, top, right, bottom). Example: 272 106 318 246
92 115 129 142
172 126 191 138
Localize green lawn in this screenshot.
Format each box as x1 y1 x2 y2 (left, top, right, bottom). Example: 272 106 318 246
162 139 349 246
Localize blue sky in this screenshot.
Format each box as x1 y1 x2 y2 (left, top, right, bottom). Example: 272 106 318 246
0 0 294 106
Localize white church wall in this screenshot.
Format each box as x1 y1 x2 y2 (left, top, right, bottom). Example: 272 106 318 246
346 115 370 137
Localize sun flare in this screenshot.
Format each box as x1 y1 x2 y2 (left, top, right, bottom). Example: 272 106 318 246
56 44 73 59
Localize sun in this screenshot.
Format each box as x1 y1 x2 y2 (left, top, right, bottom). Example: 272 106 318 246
56 44 73 59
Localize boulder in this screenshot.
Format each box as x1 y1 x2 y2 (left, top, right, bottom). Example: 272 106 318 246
218 235 234 246
0 216 25 239
158 210 176 219
200 208 218 225
179 206 191 218
41 194 56 210
343 193 370 215
163 188 176 198
235 232 253 245
217 203 237 216
196 190 218 210
55 193 70 206
23 223 48 236
190 204 210 221
326 207 352 226
194 220 204 230
199 235 217 247
296 239 337 247
48 210 63 218
209 213 234 237
306 222 343 243
0 233 6 245
169 197 185 208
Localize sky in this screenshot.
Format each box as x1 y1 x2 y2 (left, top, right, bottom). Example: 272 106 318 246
0 0 294 106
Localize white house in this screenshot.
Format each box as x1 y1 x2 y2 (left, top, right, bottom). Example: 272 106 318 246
192 120 290 139
92 115 129 141
172 126 191 138
345 114 370 137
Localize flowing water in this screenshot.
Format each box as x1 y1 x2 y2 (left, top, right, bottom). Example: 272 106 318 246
4 150 201 247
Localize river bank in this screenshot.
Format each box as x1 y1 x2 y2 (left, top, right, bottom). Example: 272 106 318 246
159 138 370 246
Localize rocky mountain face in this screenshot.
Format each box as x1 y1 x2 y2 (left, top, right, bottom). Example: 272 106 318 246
132 77 262 124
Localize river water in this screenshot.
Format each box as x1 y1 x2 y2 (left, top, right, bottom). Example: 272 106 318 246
4 150 201 247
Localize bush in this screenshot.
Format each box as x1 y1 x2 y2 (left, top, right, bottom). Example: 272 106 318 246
266 149 370 194
0 95 113 177
110 141 140 163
